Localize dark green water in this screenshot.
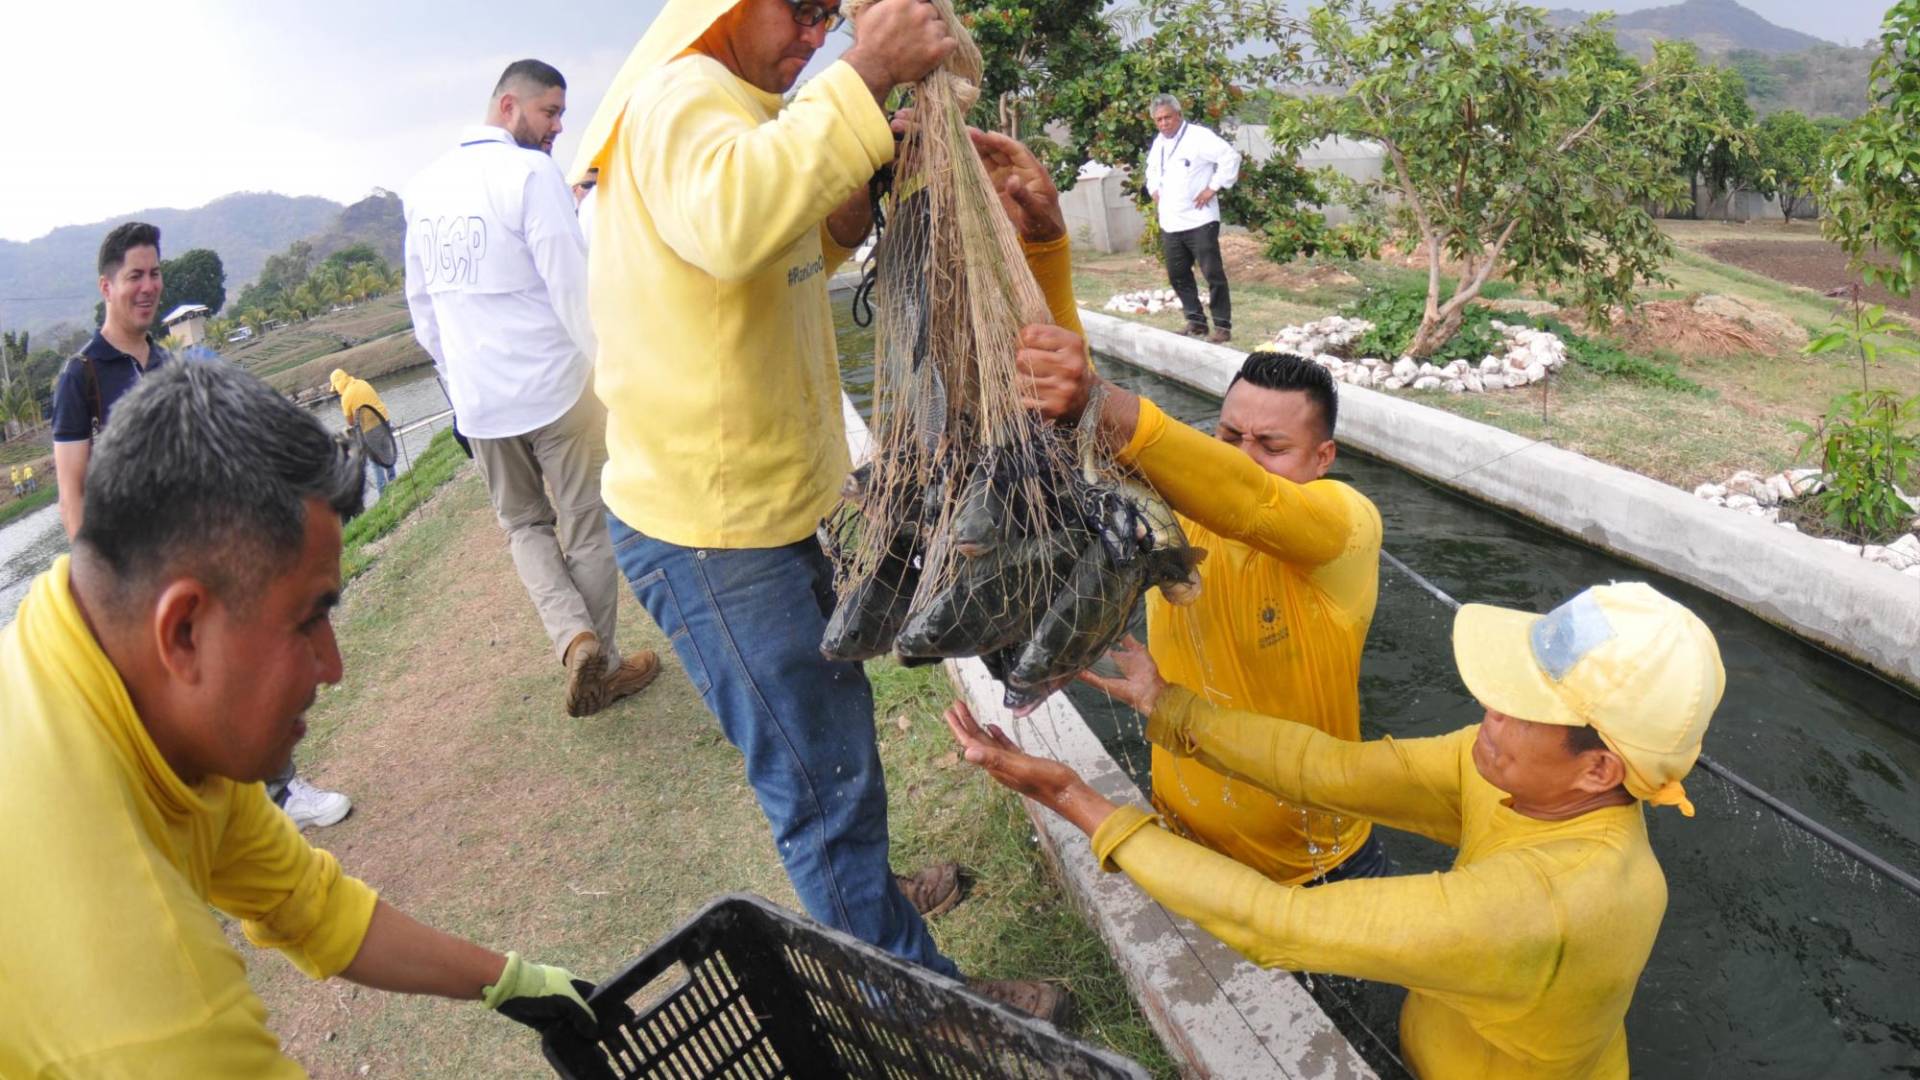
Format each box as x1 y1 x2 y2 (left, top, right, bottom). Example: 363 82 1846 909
835 301 1920 1079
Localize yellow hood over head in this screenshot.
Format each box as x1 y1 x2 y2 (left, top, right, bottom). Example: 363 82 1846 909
568 0 742 185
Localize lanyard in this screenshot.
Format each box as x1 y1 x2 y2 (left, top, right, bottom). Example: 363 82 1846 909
1156 123 1190 178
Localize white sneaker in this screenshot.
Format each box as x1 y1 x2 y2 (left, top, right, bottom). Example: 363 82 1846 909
282 777 352 829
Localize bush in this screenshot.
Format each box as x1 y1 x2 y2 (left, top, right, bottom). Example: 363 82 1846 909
1341 286 1505 363
1788 388 1920 543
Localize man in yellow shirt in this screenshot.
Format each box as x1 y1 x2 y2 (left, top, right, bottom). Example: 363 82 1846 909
21 463 34 492
1014 334 1385 883
947 580 1726 1079
8 465 20 497
331 368 397 492
0 362 610 1076
570 0 1078 1016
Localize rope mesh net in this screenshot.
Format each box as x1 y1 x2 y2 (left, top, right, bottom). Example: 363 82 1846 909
820 0 1205 709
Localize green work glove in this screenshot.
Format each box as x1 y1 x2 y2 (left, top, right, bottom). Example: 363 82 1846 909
482 952 598 1039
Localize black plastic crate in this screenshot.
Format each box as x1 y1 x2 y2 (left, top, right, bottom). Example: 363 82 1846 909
543 893 1150 1080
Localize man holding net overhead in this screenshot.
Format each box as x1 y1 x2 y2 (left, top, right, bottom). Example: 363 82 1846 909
570 0 1087 1020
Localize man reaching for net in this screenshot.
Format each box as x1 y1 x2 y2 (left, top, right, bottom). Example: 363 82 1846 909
1015 325 1390 885
947 581 1725 1079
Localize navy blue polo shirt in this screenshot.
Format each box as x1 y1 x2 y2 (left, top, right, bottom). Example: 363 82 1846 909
50 333 172 443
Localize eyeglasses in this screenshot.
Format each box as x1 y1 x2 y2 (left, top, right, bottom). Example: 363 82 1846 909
788 1 846 32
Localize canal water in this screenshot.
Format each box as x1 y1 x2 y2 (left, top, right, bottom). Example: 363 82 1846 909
832 303 1920 1079
0 364 454 629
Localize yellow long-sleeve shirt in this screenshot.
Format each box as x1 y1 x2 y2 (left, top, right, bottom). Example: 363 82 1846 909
591 51 1084 548
591 54 893 548
1125 397 1382 882
0 559 379 1078
337 376 390 432
1094 687 1666 1079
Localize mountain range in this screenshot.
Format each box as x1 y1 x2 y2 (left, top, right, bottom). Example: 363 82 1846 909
0 190 405 334
1549 0 1831 57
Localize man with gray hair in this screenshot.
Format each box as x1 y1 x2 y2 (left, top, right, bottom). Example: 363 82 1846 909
405 59 659 717
1144 94 1242 344
0 362 613 1075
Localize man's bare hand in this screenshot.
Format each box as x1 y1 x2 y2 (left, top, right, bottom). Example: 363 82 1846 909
1015 323 1095 421
1194 187 1217 209
943 701 1118 836
846 0 956 101
1076 636 1168 717
968 129 1065 244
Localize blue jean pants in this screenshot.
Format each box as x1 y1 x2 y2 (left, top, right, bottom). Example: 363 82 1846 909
609 516 958 977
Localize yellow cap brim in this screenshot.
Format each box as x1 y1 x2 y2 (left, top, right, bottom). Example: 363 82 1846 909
1451 603 1586 728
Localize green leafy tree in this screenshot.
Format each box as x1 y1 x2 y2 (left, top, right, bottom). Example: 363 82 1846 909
952 0 1115 137
1752 110 1827 223
1677 63 1757 218
157 248 227 318
1798 0 1920 540
1260 0 1738 357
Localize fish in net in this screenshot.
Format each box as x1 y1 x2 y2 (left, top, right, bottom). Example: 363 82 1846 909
820 0 1204 710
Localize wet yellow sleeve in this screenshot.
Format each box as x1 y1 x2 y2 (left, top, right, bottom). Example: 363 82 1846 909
218 782 380 980
1148 685 1467 846
1023 234 1084 337
634 60 894 283
1121 398 1352 567
1090 805 1559 1005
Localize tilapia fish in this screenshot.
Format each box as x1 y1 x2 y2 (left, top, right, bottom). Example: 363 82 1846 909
893 530 1078 660
820 525 922 661
1083 474 1207 606
1008 538 1145 696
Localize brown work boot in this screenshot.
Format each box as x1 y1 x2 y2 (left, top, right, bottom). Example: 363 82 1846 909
969 978 1074 1027
896 862 964 918
563 631 608 718
1180 323 1208 338
604 650 662 707
1207 327 1232 345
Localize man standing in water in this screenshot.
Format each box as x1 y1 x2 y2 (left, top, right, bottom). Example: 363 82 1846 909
570 0 1082 1019
53 222 353 829
405 60 659 718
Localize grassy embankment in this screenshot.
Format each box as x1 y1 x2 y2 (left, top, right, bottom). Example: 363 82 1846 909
1077 219 1920 491
0 481 55 527
235 462 1175 1079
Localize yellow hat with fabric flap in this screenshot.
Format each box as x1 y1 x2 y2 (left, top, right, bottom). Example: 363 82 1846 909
1452 582 1726 816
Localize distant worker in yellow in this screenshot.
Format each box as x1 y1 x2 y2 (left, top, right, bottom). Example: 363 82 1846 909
8 467 20 497
1013 341 1387 883
21 465 34 492
948 580 1726 1079
331 368 397 492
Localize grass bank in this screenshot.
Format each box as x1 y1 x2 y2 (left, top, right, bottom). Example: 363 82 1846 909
1075 233 1920 490
0 482 55 528
240 468 1174 1078
340 428 468 581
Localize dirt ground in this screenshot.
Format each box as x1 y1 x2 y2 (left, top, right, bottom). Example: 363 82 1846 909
1216 232 1360 290
1699 239 1920 319
233 470 1173 1079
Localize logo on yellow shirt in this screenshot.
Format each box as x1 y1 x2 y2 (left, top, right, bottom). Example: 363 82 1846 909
1258 601 1290 649
787 256 825 287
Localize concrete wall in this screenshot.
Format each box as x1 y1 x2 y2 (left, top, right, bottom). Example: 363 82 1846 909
1063 170 1148 255
1081 310 1920 691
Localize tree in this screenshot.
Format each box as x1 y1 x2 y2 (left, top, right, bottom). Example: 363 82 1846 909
157 248 227 318
952 0 1115 138
1676 62 1757 218
1823 0 1920 297
1260 0 1737 357
1752 110 1826 224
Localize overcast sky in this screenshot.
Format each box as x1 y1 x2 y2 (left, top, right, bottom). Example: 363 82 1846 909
0 0 1889 243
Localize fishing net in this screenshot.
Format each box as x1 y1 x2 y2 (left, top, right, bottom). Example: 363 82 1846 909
354 404 399 469
820 0 1205 711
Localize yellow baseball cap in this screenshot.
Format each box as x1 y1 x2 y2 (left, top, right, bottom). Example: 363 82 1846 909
1452 582 1726 816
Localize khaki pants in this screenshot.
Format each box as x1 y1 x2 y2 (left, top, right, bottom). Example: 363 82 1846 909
470 389 619 667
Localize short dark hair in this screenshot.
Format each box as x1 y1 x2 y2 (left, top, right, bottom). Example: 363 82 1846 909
1564 724 1609 756
76 362 363 615
1228 349 1338 441
98 222 161 279
493 59 566 99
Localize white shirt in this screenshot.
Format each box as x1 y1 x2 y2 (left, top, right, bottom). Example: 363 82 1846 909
1143 121 1243 234
403 125 595 439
